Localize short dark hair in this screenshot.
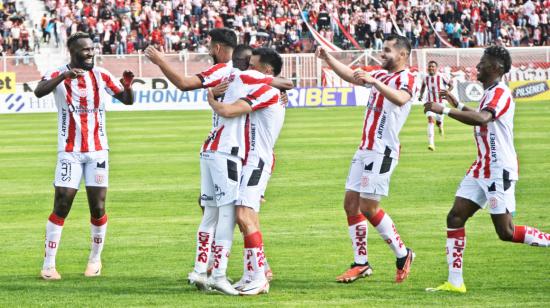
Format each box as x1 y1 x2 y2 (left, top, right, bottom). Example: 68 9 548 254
385 34 411 56
233 44 253 70
484 45 512 75
67 32 91 49
428 60 438 66
252 48 283 76
208 28 237 49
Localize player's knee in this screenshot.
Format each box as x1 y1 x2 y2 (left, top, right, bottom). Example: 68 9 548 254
446 210 466 228
90 206 105 219
343 193 360 216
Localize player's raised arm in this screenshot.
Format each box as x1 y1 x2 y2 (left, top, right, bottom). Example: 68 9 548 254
355 70 412 107
145 46 203 91
207 87 252 118
424 101 493 126
34 68 85 98
316 47 362 85
113 70 135 105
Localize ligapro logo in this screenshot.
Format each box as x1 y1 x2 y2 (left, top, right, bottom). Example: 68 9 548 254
3 93 24 112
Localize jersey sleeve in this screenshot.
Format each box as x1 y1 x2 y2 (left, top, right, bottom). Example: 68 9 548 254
241 84 280 111
370 69 386 80
396 71 417 97
99 69 124 96
482 86 512 119
239 70 274 86
41 69 62 81
197 63 228 88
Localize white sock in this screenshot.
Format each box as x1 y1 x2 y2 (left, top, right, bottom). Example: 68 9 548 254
513 225 550 247
446 228 466 287
88 215 108 263
428 121 435 145
347 214 368 264
193 206 218 274
211 205 236 278
43 213 64 270
244 231 266 280
369 209 407 258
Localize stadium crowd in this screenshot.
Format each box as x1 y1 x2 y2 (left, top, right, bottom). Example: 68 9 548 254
4 0 547 55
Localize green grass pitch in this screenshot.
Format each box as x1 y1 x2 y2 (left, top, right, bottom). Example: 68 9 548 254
1 103 549 307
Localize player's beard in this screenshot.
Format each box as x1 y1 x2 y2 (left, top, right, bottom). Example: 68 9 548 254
77 54 95 71
211 53 219 64
382 57 395 71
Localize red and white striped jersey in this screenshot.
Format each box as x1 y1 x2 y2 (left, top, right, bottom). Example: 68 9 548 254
42 65 124 153
201 69 274 160
242 83 284 172
358 69 417 159
467 82 518 180
422 73 450 104
197 61 234 129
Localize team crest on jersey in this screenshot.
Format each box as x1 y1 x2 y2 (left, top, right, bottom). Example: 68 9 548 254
78 87 87 98
489 197 498 209
95 174 105 184
360 176 369 188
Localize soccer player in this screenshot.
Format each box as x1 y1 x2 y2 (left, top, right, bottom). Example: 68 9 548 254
206 48 286 295
34 32 134 280
424 46 550 293
316 34 416 284
419 60 453 151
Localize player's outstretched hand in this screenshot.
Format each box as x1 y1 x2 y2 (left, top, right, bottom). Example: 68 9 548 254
424 101 444 114
439 90 458 107
211 81 229 97
121 70 134 89
144 46 163 65
63 68 86 79
315 47 329 61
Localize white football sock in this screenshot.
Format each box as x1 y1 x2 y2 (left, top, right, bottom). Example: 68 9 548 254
88 215 108 263
43 213 64 270
347 214 368 264
446 228 466 287
211 205 236 278
369 209 407 258
193 205 218 274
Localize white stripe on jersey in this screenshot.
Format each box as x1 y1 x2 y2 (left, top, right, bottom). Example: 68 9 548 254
423 73 449 103
242 83 284 171
359 69 417 158
43 65 123 153
467 82 517 180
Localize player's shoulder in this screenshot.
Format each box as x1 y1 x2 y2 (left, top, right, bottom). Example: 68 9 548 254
200 62 232 76
238 69 272 85
92 66 112 74
43 64 69 77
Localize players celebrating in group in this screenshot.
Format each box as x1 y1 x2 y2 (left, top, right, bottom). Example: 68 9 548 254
424 46 550 293
419 60 453 151
147 28 291 295
36 28 548 297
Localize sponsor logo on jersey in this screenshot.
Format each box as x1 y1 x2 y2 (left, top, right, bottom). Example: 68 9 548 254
214 184 226 201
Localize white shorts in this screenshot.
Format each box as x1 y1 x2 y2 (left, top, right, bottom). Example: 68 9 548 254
200 151 242 207
455 176 516 215
54 150 109 189
236 161 271 212
426 111 445 123
345 149 398 197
